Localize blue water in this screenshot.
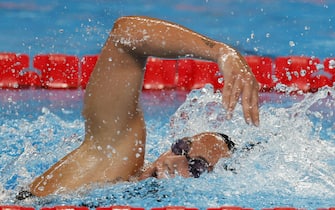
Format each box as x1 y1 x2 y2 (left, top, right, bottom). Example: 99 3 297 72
1 0 335 59
1 86 335 209
1 0 335 209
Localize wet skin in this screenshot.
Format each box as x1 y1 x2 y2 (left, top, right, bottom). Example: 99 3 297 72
29 16 259 197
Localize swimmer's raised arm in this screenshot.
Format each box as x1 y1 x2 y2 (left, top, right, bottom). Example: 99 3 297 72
28 16 258 197
111 16 259 125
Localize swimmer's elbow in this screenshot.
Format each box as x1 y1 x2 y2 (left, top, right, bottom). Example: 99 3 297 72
113 16 148 28
110 16 136 47
110 16 151 54
111 16 138 34
112 16 129 30
111 16 151 39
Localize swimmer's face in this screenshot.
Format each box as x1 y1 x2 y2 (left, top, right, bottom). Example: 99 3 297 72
141 132 234 179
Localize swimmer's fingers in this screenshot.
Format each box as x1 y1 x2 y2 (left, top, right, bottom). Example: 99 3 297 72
139 152 190 180
222 73 242 120
140 162 169 180
241 73 260 126
139 165 157 180
139 151 168 180
218 49 259 125
155 156 190 179
220 53 245 119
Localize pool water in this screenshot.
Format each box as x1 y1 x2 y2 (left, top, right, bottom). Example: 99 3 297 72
1 0 335 209
1 86 335 209
1 0 335 59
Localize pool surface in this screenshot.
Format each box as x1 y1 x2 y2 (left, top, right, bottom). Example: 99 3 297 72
1 0 335 59
1 0 335 209
1 86 335 209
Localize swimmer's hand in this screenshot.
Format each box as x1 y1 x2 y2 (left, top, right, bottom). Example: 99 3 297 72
217 48 259 126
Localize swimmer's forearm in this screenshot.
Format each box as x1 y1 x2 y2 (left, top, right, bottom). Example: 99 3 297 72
109 16 233 62
110 16 259 126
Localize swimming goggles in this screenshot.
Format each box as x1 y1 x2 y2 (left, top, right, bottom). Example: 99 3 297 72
171 138 210 178
171 133 235 178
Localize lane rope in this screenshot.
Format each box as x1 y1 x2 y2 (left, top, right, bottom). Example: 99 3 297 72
0 53 334 92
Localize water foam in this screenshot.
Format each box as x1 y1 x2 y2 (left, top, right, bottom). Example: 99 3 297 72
0 106 84 200
1 87 335 209
169 84 335 199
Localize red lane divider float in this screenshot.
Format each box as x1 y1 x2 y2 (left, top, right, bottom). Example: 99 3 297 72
81 55 99 88
0 52 334 92
262 208 304 210
315 58 335 90
33 54 79 88
0 206 34 210
40 207 88 210
96 206 145 210
208 206 253 210
275 56 320 92
176 58 222 90
152 207 198 210
0 53 29 88
143 57 177 89
245 56 274 90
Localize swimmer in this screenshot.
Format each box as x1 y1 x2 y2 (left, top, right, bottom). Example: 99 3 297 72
25 16 259 197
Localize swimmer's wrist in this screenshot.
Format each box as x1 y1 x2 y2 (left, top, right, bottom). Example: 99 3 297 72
215 44 238 62
215 44 240 72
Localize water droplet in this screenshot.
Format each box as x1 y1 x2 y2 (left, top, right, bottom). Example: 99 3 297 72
46 174 53 179
316 64 324 71
300 69 306 77
329 60 335 69
289 41 295 47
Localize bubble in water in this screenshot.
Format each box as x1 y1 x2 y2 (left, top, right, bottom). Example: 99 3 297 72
45 174 53 180
300 69 306 76
316 63 324 71
329 59 335 69
289 40 296 47
168 83 335 201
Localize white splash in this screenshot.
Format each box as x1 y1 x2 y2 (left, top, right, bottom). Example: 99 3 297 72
169 84 335 198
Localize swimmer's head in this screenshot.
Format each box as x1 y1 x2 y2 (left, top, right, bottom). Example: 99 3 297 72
172 132 235 177
143 132 235 179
